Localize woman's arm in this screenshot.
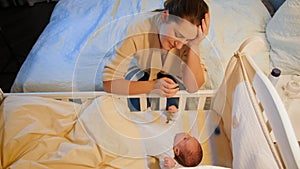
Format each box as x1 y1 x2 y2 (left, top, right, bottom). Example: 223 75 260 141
103 79 155 95
182 49 206 93
183 12 210 93
103 77 179 97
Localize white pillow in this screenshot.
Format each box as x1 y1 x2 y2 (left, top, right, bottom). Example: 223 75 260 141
266 0 300 75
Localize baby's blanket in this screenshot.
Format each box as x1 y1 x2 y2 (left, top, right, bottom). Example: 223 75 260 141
0 95 147 168
0 91 236 169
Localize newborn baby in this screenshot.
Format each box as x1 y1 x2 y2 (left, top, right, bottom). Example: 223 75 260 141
156 106 203 168
162 132 203 168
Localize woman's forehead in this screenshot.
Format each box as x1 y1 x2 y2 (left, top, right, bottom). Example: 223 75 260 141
174 17 198 39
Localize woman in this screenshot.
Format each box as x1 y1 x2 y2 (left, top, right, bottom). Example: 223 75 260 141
103 0 210 111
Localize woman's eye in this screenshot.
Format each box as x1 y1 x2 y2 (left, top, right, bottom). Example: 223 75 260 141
175 31 184 38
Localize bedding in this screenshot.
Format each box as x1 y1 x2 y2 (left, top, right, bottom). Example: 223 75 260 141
268 0 286 10
0 94 232 168
11 0 271 92
266 0 300 75
0 95 148 168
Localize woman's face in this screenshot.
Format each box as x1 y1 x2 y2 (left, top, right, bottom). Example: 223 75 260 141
159 18 198 51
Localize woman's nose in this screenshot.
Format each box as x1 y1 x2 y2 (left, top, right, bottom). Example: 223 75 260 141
175 41 183 49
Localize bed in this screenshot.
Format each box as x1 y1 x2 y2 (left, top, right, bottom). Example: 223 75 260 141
1 38 300 169
10 0 272 92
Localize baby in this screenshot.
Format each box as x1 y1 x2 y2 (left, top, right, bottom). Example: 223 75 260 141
160 106 203 168
161 132 203 168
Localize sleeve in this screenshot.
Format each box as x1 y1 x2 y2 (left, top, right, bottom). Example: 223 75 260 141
156 154 173 169
168 111 180 122
102 37 137 81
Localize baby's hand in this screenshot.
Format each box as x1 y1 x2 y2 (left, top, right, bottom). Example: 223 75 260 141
164 157 176 168
168 105 178 114
166 105 179 123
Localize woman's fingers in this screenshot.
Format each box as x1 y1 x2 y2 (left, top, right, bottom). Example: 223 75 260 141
189 12 210 46
206 12 210 27
201 20 206 35
161 77 177 84
154 78 179 97
161 86 179 97
161 78 178 89
163 82 178 90
202 12 210 35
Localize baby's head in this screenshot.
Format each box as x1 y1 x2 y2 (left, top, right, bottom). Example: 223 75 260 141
173 132 203 167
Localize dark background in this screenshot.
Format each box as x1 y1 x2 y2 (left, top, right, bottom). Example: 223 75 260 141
0 1 57 92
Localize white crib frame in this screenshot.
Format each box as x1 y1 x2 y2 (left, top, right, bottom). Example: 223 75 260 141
0 89 216 113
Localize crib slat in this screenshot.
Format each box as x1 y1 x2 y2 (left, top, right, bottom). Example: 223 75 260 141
140 95 148 111
159 97 167 111
179 95 186 111
197 96 206 110
119 97 128 106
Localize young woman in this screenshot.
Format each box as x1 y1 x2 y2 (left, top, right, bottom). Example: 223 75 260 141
102 0 210 111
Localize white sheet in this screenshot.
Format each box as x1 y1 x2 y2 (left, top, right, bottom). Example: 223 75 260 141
266 0 300 75
231 83 278 169
11 0 271 92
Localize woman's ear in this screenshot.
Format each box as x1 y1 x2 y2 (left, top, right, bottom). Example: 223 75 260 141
173 146 180 156
161 10 169 23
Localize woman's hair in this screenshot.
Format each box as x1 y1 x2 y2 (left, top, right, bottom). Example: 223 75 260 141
164 0 209 26
174 141 203 167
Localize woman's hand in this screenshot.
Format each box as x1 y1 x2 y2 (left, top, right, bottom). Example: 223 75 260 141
153 77 179 98
188 12 210 47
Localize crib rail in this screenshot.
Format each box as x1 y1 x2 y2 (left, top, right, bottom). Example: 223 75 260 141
1 89 216 112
